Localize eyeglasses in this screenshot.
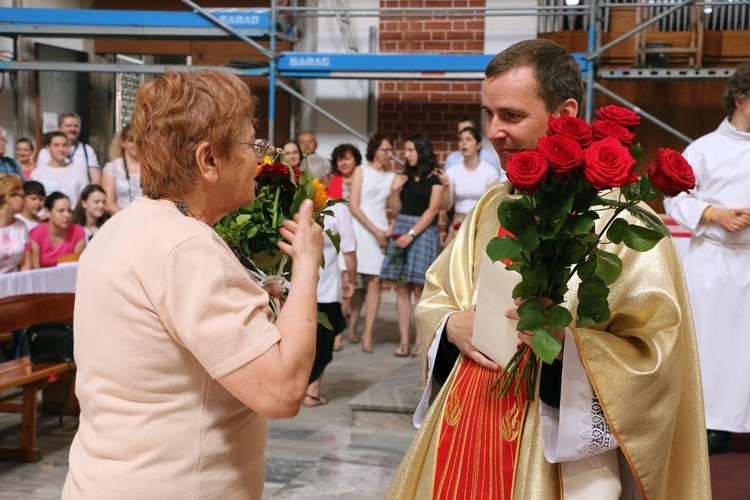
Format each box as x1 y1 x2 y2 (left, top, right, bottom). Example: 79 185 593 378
378 148 393 153
237 139 272 158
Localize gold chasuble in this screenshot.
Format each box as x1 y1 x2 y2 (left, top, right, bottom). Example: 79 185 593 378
386 183 711 500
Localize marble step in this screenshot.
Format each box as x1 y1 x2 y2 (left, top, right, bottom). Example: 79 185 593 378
348 359 424 430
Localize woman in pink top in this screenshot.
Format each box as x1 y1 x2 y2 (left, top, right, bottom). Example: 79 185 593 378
63 70 323 499
29 191 85 268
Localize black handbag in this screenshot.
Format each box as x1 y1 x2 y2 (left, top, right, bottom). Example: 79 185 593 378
25 322 74 363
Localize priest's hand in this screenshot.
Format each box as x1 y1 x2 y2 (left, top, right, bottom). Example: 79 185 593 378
445 307 499 372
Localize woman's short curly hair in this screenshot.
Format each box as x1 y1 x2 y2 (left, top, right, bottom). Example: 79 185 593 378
724 62 750 116
0 173 23 208
330 144 362 174
131 69 257 197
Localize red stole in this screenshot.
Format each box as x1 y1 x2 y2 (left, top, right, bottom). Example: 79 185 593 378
432 225 530 499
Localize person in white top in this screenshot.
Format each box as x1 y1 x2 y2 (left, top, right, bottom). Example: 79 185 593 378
304 202 357 407
0 173 32 273
30 131 89 208
444 126 503 246
443 116 501 174
101 124 142 215
345 133 397 353
37 112 100 183
14 180 46 232
663 61 750 455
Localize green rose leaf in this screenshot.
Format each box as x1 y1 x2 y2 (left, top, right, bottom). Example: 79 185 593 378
576 278 611 327
572 188 599 214
606 217 629 244
577 255 597 281
622 224 663 252
545 305 573 330
626 205 671 239
595 249 623 285
517 225 540 252
518 264 549 298
486 236 522 262
517 299 545 332
638 175 661 201
325 229 341 253
497 198 534 236
235 214 251 226
532 328 563 365
565 211 599 236
317 311 333 331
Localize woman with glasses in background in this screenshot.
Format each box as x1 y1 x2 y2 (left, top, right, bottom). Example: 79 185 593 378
343 133 397 353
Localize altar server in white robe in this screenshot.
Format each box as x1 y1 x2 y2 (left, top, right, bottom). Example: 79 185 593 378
664 61 750 454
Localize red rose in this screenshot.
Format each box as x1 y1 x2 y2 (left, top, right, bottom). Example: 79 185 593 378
582 137 637 190
506 150 549 193
452 221 461 231
536 135 584 179
547 115 594 148
647 148 696 197
256 162 300 189
592 119 636 148
595 105 641 130
391 233 402 240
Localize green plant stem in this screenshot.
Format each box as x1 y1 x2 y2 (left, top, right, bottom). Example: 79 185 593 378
271 186 281 228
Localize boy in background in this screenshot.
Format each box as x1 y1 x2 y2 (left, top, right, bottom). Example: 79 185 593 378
15 180 46 231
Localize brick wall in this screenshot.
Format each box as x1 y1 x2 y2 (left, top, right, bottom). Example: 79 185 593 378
377 0 487 166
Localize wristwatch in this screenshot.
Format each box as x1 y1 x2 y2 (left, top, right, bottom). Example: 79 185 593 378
407 228 416 237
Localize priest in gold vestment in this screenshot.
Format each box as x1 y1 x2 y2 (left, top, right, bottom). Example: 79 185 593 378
387 39 711 499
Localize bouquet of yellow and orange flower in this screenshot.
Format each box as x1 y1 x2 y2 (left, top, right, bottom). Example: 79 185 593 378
214 146 339 319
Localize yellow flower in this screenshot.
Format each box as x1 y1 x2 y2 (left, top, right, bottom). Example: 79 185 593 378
311 178 329 211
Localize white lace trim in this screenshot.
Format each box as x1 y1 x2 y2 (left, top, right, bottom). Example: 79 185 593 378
577 373 617 457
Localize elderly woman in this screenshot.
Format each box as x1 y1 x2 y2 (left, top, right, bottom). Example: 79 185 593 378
63 70 323 498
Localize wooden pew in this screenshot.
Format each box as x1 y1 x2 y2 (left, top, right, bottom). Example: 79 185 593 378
0 292 76 462
0 356 75 462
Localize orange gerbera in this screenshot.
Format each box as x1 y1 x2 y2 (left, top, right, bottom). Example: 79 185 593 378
311 178 329 211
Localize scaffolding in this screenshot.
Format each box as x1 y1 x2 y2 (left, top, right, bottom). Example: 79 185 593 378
0 1 747 145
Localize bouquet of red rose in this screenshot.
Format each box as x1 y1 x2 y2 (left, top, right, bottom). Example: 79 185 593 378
214 148 337 319
487 104 696 400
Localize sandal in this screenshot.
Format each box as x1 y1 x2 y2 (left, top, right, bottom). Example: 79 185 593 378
302 394 329 407
394 343 410 357
410 344 422 357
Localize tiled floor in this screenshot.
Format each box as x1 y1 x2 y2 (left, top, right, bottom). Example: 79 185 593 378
0 293 421 498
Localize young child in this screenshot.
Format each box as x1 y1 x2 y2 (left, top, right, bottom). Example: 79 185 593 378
15 180 46 232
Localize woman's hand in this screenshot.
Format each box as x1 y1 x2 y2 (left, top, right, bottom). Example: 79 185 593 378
394 233 415 248
392 174 408 192
373 227 388 247
278 199 324 270
435 168 449 186
342 281 355 299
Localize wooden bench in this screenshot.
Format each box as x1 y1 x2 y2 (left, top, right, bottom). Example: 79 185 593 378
0 291 77 462
0 356 75 462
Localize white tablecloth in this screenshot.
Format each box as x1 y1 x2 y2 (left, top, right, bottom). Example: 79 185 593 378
0 264 78 300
